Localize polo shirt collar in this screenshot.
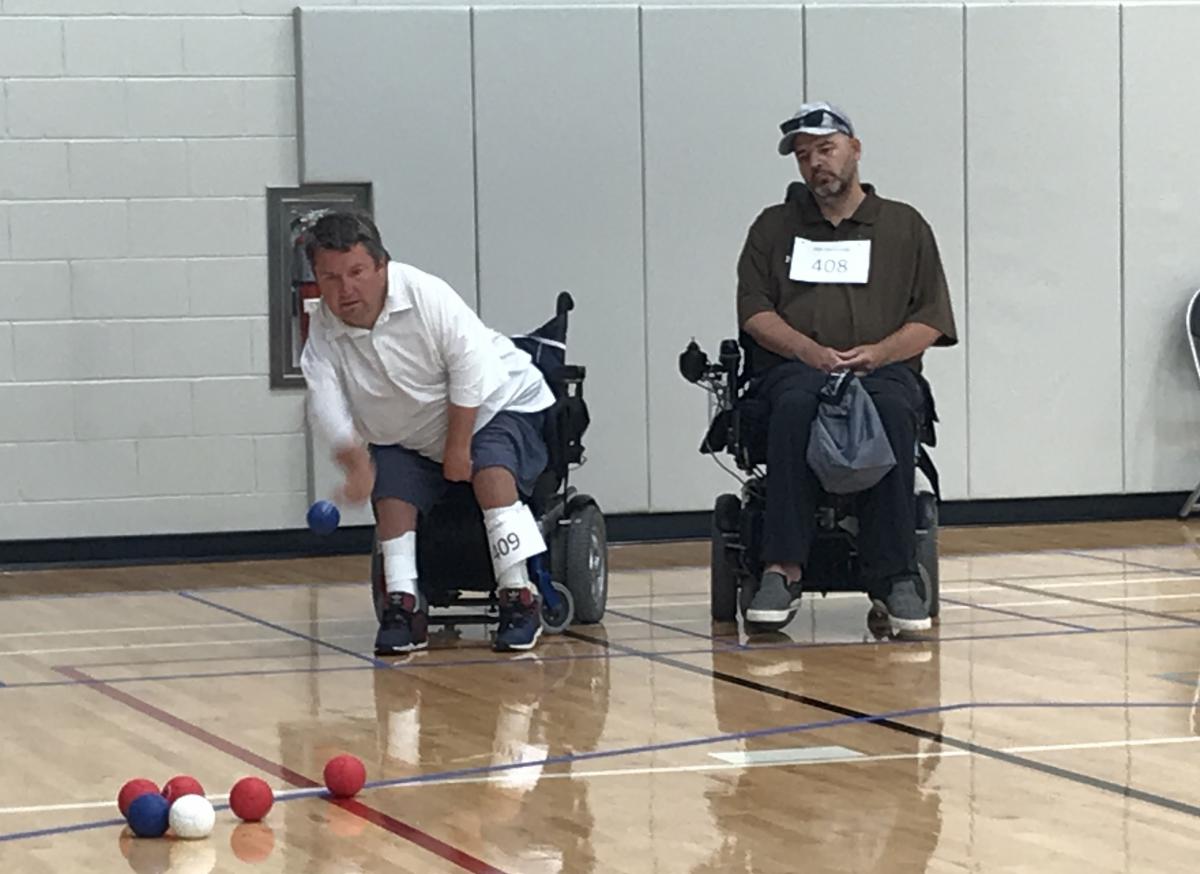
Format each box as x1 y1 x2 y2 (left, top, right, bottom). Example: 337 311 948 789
790 181 881 226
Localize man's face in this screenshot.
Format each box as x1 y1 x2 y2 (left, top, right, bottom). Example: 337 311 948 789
793 132 861 200
312 244 387 328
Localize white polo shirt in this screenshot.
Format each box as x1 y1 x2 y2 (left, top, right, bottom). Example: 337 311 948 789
300 261 555 462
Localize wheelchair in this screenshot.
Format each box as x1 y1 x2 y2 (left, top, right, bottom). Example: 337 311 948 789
679 334 941 637
370 292 608 635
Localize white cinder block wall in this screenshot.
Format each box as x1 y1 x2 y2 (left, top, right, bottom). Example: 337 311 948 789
0 0 313 539
4 0 1200 542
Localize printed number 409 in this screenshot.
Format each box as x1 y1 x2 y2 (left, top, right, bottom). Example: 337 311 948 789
492 532 521 559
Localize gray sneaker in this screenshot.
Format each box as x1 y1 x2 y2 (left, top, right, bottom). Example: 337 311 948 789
883 578 931 634
745 571 802 623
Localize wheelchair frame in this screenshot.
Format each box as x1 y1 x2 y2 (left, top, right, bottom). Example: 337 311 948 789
680 336 941 634
370 292 608 635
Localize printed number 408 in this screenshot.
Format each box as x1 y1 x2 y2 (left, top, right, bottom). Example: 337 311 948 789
812 258 849 273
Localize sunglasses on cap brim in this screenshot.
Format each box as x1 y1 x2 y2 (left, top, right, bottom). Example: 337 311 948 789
779 110 852 137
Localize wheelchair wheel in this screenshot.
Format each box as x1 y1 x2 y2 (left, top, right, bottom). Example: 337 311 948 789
711 494 740 622
541 580 575 633
565 502 607 623
916 492 940 618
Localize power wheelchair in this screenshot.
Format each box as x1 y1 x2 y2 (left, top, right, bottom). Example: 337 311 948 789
371 292 608 635
679 334 941 636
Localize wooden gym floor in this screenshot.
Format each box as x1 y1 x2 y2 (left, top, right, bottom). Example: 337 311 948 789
1 519 1198 873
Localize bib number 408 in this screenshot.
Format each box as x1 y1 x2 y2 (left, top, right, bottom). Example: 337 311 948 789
811 258 849 274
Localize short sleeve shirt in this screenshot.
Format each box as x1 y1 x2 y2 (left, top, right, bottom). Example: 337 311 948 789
736 182 958 372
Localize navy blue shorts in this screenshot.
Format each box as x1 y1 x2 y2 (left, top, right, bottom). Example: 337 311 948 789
369 410 549 512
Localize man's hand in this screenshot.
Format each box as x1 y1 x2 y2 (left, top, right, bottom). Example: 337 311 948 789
336 444 376 505
443 446 472 483
799 342 847 374
837 343 888 375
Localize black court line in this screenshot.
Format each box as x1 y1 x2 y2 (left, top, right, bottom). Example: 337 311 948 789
564 630 1200 819
985 578 1200 629
178 591 392 667
604 607 744 648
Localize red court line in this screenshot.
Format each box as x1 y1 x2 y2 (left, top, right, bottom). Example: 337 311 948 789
54 666 510 874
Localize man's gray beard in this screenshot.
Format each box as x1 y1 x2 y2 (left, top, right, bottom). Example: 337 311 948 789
812 174 847 200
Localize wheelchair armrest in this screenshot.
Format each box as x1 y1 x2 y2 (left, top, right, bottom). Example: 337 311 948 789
556 364 586 382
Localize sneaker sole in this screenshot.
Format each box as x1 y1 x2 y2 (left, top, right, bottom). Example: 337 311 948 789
744 599 801 623
375 640 428 655
889 615 932 633
494 625 543 653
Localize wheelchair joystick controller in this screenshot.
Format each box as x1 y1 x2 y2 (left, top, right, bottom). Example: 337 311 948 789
718 339 740 375
679 339 710 384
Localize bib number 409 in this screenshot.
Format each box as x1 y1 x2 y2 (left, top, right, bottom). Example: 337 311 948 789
492 532 521 560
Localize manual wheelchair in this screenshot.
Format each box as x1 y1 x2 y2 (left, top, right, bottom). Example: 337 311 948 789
370 292 608 635
679 334 941 636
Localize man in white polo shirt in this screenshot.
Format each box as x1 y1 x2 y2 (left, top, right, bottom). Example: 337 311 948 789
300 211 556 655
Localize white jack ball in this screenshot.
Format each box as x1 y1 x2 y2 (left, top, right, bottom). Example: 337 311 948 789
169 794 216 839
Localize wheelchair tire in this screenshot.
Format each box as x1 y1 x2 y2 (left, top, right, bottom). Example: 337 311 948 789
916 492 940 618
711 494 741 623
541 580 575 634
565 502 607 624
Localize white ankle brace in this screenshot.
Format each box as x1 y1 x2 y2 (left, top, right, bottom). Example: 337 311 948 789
380 532 418 596
483 501 545 589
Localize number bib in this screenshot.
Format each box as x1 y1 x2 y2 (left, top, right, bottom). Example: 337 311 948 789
788 237 871 284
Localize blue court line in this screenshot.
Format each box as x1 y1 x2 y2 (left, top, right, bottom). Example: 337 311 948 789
1060 550 1200 586
2 620 1199 693
1155 671 1199 688
2 697 1196 844
4 562 1186 605
938 596 1095 631
177 591 390 668
0 817 129 843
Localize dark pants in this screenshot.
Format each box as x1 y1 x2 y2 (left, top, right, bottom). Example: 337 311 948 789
759 362 924 598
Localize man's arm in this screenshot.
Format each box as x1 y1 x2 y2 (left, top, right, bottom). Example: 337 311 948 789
300 328 375 504
841 215 956 373
737 213 844 374
443 402 477 482
417 272 506 480
743 311 844 373
839 322 943 374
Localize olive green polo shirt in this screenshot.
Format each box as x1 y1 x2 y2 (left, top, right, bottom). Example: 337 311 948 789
736 182 958 372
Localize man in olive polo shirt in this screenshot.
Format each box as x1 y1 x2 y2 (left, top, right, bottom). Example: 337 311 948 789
736 101 958 634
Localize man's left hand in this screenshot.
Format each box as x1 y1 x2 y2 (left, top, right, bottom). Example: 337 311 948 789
443 447 473 482
837 344 888 375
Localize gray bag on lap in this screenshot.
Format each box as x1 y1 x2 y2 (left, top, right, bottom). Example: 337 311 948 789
806 372 896 494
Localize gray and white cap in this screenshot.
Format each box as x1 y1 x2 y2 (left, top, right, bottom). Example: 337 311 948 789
777 102 855 155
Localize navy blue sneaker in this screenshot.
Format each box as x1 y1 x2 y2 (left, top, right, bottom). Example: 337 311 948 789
494 588 542 652
375 592 429 655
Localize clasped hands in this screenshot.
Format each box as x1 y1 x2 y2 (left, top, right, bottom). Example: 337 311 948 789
802 342 887 376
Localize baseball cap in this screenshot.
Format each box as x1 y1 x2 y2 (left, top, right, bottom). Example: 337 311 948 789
777 102 855 155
